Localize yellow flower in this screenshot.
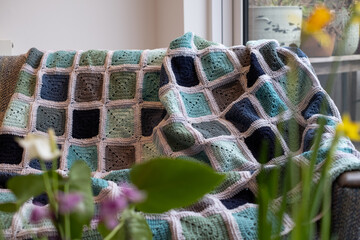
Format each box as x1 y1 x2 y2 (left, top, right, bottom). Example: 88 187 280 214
17 129 60 161
336 114 360 141
350 2 360 23
303 5 333 34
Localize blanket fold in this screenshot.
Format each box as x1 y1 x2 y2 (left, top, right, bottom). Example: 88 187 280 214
0 32 360 239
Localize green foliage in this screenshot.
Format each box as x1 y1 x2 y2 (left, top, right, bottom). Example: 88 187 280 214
130 157 225 213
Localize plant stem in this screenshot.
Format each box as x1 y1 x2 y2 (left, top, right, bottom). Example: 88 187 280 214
103 221 124 240
64 183 71 240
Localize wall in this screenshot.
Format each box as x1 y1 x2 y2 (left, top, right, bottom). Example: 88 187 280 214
0 0 157 55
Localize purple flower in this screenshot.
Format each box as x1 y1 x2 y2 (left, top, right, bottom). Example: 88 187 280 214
56 191 83 214
99 195 127 229
30 206 50 224
119 183 146 203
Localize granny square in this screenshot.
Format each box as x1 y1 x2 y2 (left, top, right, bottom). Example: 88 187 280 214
79 50 107 66
169 32 193 49
104 145 136 171
201 52 234 81
109 72 136 100
302 92 333 120
171 56 199 87
146 49 166 66
15 70 36 97
106 108 134 138
67 145 98 171
180 214 230 240
194 35 219 50
141 108 167 136
46 51 76 68
0 134 23 164
40 74 69 102
2 100 30 129
192 121 230 139
212 80 244 112
75 73 103 102
162 122 195 152
147 219 172 240
36 106 66 136
277 118 304 152
180 92 212 118
210 141 248 171
259 41 285 71
255 82 287 117
111 50 142 65
142 72 161 102
72 109 100 139
221 188 255 210
26 48 43 69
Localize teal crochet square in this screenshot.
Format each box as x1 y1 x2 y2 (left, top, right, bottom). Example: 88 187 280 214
194 35 218 50
3 100 30 128
142 72 161 102
0 192 16 229
67 145 98 171
255 82 287 117
180 214 230 240
147 49 166 66
192 121 230 139
36 106 66 136
91 178 109 196
232 207 283 240
210 141 248 171
109 72 137 100
15 70 36 97
180 92 212 118
170 32 193 49
112 50 142 65
79 50 107 66
201 52 234 81
103 169 131 183
46 51 76 68
106 108 134 138
147 219 172 240
162 122 195 152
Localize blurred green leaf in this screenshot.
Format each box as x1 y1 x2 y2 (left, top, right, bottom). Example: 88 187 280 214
0 202 17 213
119 208 152 240
67 160 95 239
130 157 225 213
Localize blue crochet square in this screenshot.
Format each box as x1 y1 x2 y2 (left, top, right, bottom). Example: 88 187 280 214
36 106 66 136
201 52 234 81
221 188 255 209
0 135 23 165
40 74 69 102
111 50 142 65
302 92 333 120
180 214 230 240
255 82 287 117
180 92 212 118
67 145 98 171
147 219 172 240
171 56 199 87
225 98 260 133
72 109 100 139
246 53 265 88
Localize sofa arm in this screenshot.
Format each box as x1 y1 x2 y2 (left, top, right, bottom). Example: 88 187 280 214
331 171 360 239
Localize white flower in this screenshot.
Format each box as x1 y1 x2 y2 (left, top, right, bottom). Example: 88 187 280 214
17 129 60 161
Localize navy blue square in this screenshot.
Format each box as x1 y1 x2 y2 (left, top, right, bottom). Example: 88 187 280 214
29 144 61 170
141 108 167 136
246 53 265 88
0 134 23 165
171 56 199 87
221 188 255 209
302 92 333 120
72 109 100 139
41 74 69 102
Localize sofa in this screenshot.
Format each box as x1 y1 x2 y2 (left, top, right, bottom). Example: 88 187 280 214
0 32 360 239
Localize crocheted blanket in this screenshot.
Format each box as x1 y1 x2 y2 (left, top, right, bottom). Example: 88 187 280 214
1 32 360 239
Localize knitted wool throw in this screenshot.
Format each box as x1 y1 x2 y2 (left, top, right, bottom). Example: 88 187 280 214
1 32 360 239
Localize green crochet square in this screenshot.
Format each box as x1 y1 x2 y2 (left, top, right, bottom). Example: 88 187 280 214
277 67 312 105
170 32 192 49
259 41 285 71
180 92 212 118
162 122 195 152
210 141 248 171
201 52 234 81
0 192 16 229
79 50 107 66
103 169 131 183
112 50 142 65
147 219 172 240
147 49 166 66
255 82 288 117
159 90 181 114
192 121 230 139
46 51 76 68
232 207 283 240
67 145 98 171
194 35 218 50
180 214 230 240
109 72 137 100
142 72 161 102
2 100 30 128
211 171 242 194
15 70 36 97
106 108 134 138
180 151 212 166
142 142 161 161
26 48 43 68
36 106 66 136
